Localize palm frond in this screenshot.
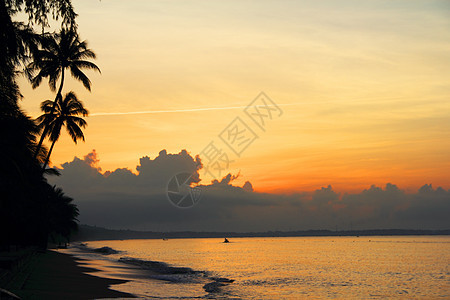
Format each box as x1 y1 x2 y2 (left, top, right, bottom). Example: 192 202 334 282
65 121 85 143
48 121 63 142
40 99 56 111
73 60 100 73
26 28 99 93
73 48 97 60
69 65 91 91
48 69 61 92
68 116 87 127
44 167 61 176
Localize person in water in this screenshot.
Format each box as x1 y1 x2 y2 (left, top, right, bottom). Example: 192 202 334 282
223 238 229 243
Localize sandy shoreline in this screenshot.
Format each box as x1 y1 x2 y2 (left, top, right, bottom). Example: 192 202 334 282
2 250 135 299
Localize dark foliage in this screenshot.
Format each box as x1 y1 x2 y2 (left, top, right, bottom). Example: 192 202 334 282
37 91 88 169
0 0 80 249
27 27 99 159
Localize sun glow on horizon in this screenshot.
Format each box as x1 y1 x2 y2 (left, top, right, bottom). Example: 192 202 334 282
18 0 450 193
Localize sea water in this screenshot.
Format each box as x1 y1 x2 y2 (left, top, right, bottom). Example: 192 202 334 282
66 236 450 299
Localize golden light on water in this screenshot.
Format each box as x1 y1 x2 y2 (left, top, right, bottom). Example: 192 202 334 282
75 236 450 298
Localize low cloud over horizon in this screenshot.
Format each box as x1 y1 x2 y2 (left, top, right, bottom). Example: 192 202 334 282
49 150 450 232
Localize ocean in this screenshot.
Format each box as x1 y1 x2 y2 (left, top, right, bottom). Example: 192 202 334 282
64 236 450 299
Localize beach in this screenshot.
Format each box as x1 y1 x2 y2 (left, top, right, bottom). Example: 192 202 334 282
1 250 134 299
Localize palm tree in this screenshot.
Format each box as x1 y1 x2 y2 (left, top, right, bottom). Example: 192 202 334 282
28 28 100 158
36 91 88 170
47 185 79 245
1 0 78 249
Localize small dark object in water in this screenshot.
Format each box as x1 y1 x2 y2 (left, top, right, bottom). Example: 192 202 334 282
162 238 168 241
223 238 229 243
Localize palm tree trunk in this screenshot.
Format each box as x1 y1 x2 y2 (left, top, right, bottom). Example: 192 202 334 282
34 69 65 159
42 138 56 171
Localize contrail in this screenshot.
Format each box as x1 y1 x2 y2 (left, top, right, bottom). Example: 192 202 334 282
90 103 295 117
89 95 427 117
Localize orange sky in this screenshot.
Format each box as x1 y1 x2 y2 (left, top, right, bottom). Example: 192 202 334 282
18 0 450 193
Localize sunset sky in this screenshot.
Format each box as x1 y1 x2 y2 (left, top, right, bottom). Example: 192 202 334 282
18 0 450 193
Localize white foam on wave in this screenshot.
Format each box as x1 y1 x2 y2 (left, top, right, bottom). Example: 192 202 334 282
118 257 234 294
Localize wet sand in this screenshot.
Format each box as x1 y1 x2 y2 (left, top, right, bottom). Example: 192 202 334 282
5 250 135 299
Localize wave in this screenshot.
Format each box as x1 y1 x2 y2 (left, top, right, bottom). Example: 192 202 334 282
92 246 120 255
118 257 234 293
74 244 235 294
74 243 121 255
119 257 204 275
203 277 235 293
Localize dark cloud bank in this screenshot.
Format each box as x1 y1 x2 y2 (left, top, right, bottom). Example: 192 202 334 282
50 150 450 231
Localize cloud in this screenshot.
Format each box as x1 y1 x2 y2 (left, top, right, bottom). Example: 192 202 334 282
242 181 253 192
136 149 202 187
83 150 102 171
49 150 450 231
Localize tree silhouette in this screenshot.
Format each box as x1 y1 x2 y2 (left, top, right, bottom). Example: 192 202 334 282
47 185 79 245
36 91 88 170
3 0 76 31
1 0 83 250
27 28 100 158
